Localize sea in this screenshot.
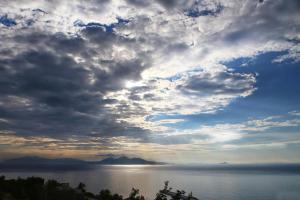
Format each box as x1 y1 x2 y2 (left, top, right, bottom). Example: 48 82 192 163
1 165 300 200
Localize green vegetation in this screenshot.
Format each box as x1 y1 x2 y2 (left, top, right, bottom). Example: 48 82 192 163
0 176 197 200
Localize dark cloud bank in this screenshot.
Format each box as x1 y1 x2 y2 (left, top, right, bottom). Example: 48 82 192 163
0 0 299 148
0 24 149 139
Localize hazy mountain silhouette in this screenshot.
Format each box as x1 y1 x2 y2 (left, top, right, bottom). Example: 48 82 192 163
0 156 91 171
0 156 163 171
95 156 162 165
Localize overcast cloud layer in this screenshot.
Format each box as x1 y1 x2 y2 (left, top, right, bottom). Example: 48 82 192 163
0 0 299 163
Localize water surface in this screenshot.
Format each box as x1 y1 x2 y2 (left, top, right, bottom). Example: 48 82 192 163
1 165 300 200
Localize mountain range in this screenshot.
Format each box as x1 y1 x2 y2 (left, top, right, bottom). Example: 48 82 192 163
0 156 163 170
94 156 162 165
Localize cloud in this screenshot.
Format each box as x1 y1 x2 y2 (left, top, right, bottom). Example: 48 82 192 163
177 112 300 149
178 70 256 96
289 111 300 116
1 111 299 161
0 0 299 160
104 69 256 132
0 17 150 139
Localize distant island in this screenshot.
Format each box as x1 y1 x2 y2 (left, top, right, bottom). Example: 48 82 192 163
94 156 164 165
0 156 164 170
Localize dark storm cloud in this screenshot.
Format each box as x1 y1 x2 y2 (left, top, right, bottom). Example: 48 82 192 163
126 0 151 7
154 0 196 9
1 0 298 151
13 32 86 55
177 71 256 96
0 25 150 139
94 59 147 92
222 0 300 44
155 0 179 8
127 85 156 100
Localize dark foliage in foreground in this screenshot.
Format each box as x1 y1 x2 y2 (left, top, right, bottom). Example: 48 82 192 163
0 176 197 200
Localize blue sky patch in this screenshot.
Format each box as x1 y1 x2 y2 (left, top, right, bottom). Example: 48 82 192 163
184 4 223 17
0 14 17 27
152 51 300 130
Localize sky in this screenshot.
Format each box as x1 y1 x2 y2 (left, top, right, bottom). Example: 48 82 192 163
0 0 299 164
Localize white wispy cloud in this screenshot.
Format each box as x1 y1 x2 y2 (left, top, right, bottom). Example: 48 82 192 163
0 0 299 160
163 112 300 149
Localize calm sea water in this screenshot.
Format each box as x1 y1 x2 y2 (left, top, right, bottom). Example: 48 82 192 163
1 165 300 200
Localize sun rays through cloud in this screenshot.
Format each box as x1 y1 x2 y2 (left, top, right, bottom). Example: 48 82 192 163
0 0 300 164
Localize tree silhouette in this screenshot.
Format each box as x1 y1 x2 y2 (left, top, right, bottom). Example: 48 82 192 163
126 188 145 200
77 182 86 193
0 177 197 200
